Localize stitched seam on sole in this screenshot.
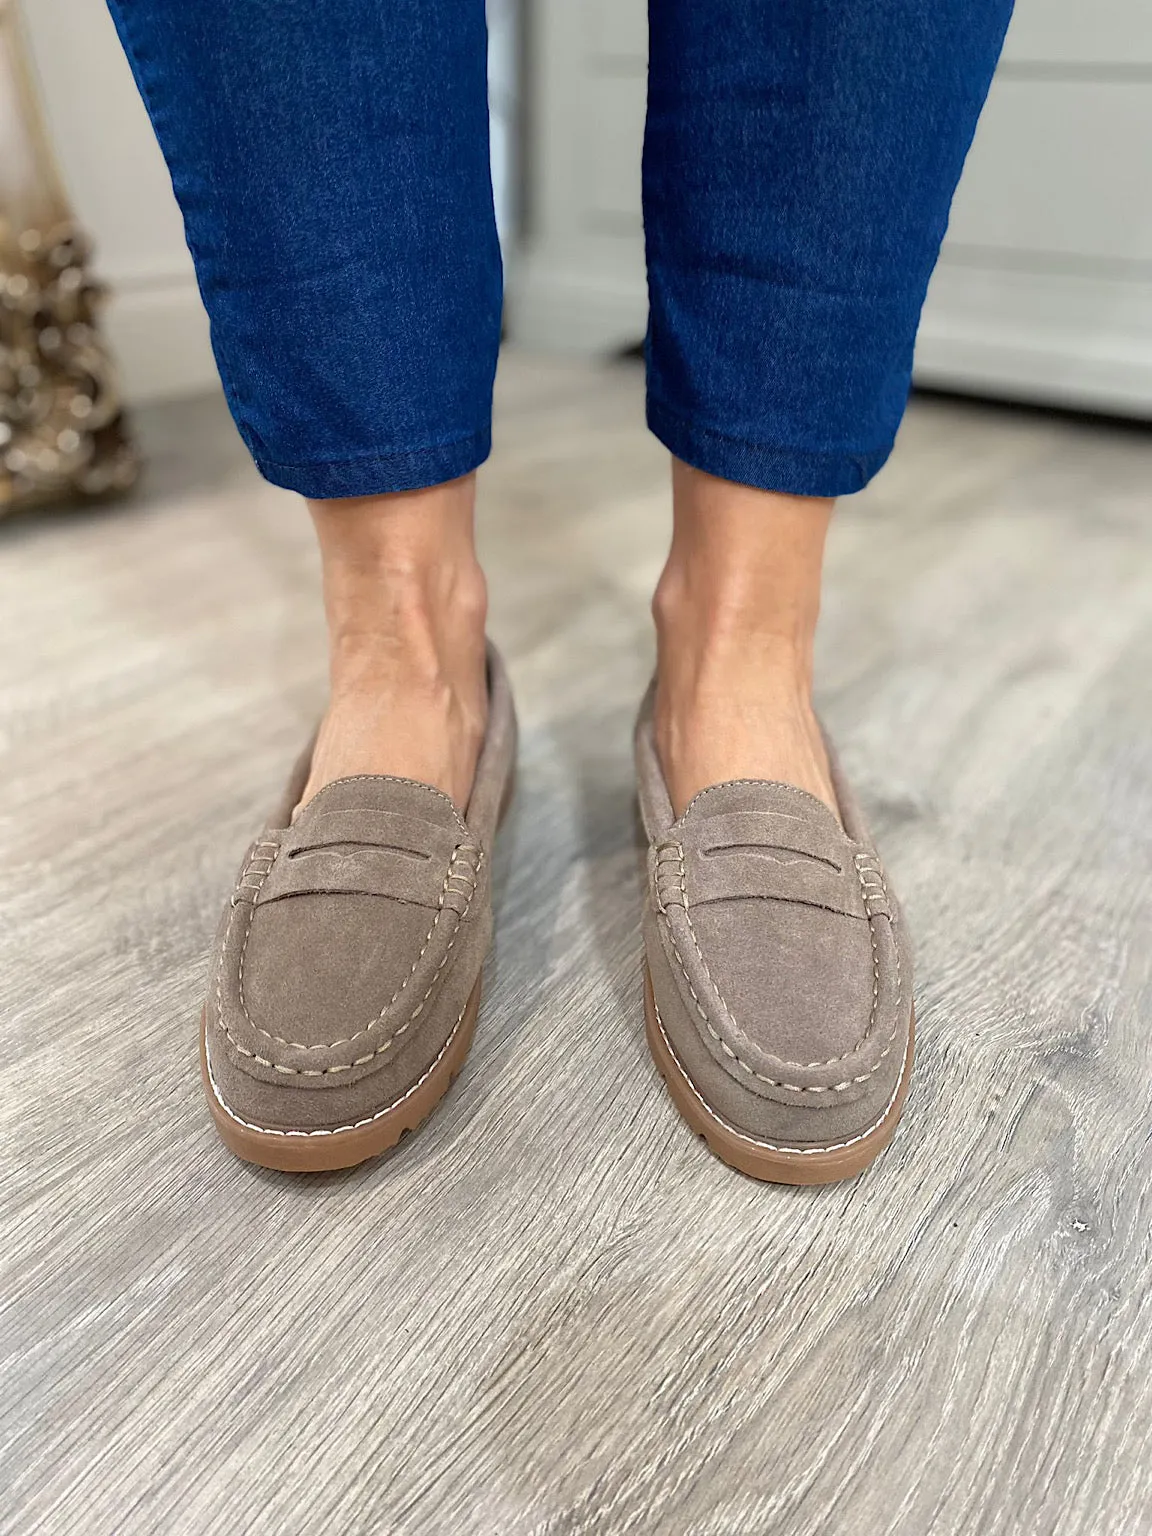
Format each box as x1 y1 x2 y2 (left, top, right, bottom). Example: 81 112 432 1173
204 996 471 1139
659 849 899 1090
218 847 483 1070
651 990 907 1156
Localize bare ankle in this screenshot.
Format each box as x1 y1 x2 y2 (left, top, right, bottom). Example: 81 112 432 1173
654 459 832 660
651 459 838 817
653 573 816 689
324 566 487 676
298 477 489 810
309 476 486 675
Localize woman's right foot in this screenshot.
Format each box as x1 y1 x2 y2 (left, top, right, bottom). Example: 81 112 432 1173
202 642 517 1172
299 476 489 812
200 475 511 1171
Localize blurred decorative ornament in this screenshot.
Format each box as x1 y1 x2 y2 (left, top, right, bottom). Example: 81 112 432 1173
1 1 139 516
1 218 140 513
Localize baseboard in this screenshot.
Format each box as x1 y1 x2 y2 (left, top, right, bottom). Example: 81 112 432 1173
510 248 1152 420
104 256 1152 422
914 262 1152 417
103 278 218 406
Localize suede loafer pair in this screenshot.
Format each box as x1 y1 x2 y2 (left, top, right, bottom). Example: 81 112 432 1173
201 647 912 1181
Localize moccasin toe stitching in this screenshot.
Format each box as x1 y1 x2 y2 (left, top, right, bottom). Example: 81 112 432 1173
682 898 883 1074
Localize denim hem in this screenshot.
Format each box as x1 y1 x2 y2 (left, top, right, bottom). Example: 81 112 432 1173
253 427 492 498
646 397 894 498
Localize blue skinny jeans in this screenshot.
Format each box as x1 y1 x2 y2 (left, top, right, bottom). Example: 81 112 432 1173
107 0 1012 499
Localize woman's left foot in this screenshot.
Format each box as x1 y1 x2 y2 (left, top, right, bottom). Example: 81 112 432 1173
635 686 914 1184
651 462 839 819
652 652 837 820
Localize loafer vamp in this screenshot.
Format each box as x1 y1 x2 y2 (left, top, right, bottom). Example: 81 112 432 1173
239 890 469 1052
208 777 491 1130
645 903 909 1154
685 897 879 1070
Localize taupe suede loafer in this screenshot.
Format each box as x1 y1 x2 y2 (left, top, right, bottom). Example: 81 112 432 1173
636 689 914 1185
200 644 516 1172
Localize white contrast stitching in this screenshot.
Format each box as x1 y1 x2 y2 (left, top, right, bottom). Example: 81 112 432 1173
655 842 901 1091
229 841 278 905
203 994 472 1139
215 843 483 1071
300 773 467 833
677 777 835 826
650 987 909 1156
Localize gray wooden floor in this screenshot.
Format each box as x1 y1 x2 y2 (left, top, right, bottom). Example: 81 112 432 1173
2 354 1151 1536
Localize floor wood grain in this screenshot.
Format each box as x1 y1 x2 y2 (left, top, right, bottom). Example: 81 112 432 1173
2 356 1151 1535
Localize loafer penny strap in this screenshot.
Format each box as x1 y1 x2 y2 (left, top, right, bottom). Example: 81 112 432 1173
663 809 883 920
256 808 476 909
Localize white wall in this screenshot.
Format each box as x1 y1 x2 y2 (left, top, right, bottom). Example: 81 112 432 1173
18 0 217 403
488 0 519 247
914 0 1152 414
0 11 46 219
509 0 1152 418
17 0 520 406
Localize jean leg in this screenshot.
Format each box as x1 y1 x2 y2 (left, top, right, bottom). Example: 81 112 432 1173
107 0 501 497
643 0 1014 497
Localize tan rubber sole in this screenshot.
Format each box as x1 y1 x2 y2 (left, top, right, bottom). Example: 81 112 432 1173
644 968 914 1185
200 976 481 1173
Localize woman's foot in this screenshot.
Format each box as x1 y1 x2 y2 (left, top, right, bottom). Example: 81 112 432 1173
203 474 515 1172
204 645 519 1173
640 461 913 1185
636 687 914 1185
300 475 488 812
652 460 838 820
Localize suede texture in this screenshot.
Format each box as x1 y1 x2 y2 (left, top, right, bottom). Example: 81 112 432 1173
204 643 516 1134
635 684 913 1151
